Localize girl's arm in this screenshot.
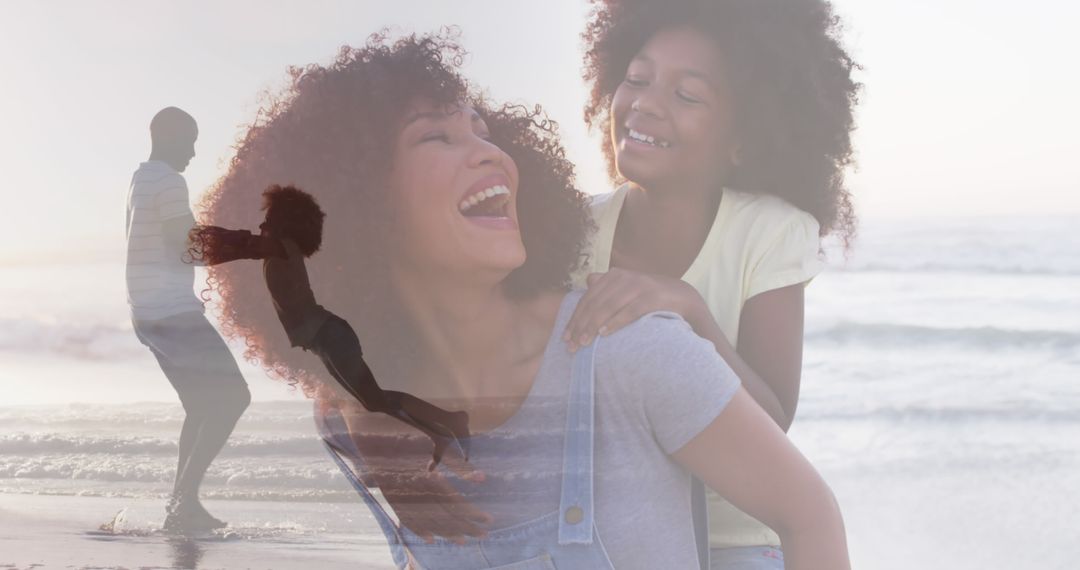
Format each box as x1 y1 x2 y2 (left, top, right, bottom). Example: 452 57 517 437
671 388 849 570
563 269 805 429
690 284 805 431
184 224 285 266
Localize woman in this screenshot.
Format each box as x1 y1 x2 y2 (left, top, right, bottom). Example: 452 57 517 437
196 31 848 569
566 0 860 567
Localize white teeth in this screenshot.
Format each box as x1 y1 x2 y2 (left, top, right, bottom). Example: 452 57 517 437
627 128 670 148
458 185 511 213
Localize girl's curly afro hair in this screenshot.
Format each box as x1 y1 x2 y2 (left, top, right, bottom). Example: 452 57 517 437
583 0 861 245
197 29 592 396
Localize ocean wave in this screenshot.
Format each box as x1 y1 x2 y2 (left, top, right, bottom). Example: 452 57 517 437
0 432 327 456
0 444 564 493
0 401 317 431
819 217 1080 277
0 482 360 504
832 262 1080 277
0 430 559 457
0 316 143 361
799 404 1080 423
806 321 1080 350
0 453 343 487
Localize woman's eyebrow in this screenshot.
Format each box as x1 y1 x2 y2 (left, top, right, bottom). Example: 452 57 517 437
403 110 449 129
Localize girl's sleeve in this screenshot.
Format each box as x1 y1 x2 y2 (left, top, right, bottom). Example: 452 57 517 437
745 210 826 300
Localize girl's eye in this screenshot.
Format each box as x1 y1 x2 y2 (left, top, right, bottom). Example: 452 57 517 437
676 91 702 104
623 77 647 88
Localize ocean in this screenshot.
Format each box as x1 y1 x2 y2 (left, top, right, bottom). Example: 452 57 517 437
1 216 1078 569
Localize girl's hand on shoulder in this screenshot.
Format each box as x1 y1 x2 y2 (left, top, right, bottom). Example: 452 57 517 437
562 268 710 352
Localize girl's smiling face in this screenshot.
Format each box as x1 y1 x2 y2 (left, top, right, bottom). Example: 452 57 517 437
610 26 741 191
387 100 525 282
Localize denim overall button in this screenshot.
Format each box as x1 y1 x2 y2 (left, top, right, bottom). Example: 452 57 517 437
564 506 584 524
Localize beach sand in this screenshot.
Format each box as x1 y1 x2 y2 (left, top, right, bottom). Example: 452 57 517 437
0 493 395 570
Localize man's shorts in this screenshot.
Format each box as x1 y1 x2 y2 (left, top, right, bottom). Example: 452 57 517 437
132 310 250 414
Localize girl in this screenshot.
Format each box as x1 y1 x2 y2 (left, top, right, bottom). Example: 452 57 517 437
196 31 849 569
566 1 860 567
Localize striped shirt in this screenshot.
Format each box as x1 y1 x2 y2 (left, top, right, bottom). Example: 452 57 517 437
125 160 204 320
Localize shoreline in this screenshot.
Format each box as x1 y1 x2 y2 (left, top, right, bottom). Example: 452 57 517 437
0 493 395 570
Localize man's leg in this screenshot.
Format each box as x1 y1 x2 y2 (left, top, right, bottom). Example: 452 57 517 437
173 387 250 508
136 339 198 513
147 312 250 529
173 406 201 497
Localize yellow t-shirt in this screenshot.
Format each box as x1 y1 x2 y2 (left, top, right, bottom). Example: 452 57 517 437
573 183 825 548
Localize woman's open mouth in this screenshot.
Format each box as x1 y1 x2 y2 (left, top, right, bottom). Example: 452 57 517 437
458 184 517 230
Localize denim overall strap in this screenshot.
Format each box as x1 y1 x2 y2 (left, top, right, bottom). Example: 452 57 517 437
315 408 410 569
557 337 599 545
691 477 710 570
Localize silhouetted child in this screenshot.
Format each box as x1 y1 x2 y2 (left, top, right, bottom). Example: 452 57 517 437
188 185 470 468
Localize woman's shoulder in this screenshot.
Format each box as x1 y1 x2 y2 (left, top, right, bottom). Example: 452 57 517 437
561 289 696 355
588 310 741 449
592 309 719 382
603 309 694 345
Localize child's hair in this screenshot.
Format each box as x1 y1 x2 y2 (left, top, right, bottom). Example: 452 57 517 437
583 0 860 245
261 184 326 257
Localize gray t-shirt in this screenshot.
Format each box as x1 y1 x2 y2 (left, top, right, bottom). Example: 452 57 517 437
451 290 741 570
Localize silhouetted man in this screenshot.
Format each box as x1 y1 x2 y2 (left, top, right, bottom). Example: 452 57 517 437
126 107 250 532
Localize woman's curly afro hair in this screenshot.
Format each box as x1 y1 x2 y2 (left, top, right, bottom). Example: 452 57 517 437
197 29 592 396
583 0 861 245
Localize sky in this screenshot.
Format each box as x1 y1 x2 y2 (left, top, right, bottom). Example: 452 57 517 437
1 0 1078 264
